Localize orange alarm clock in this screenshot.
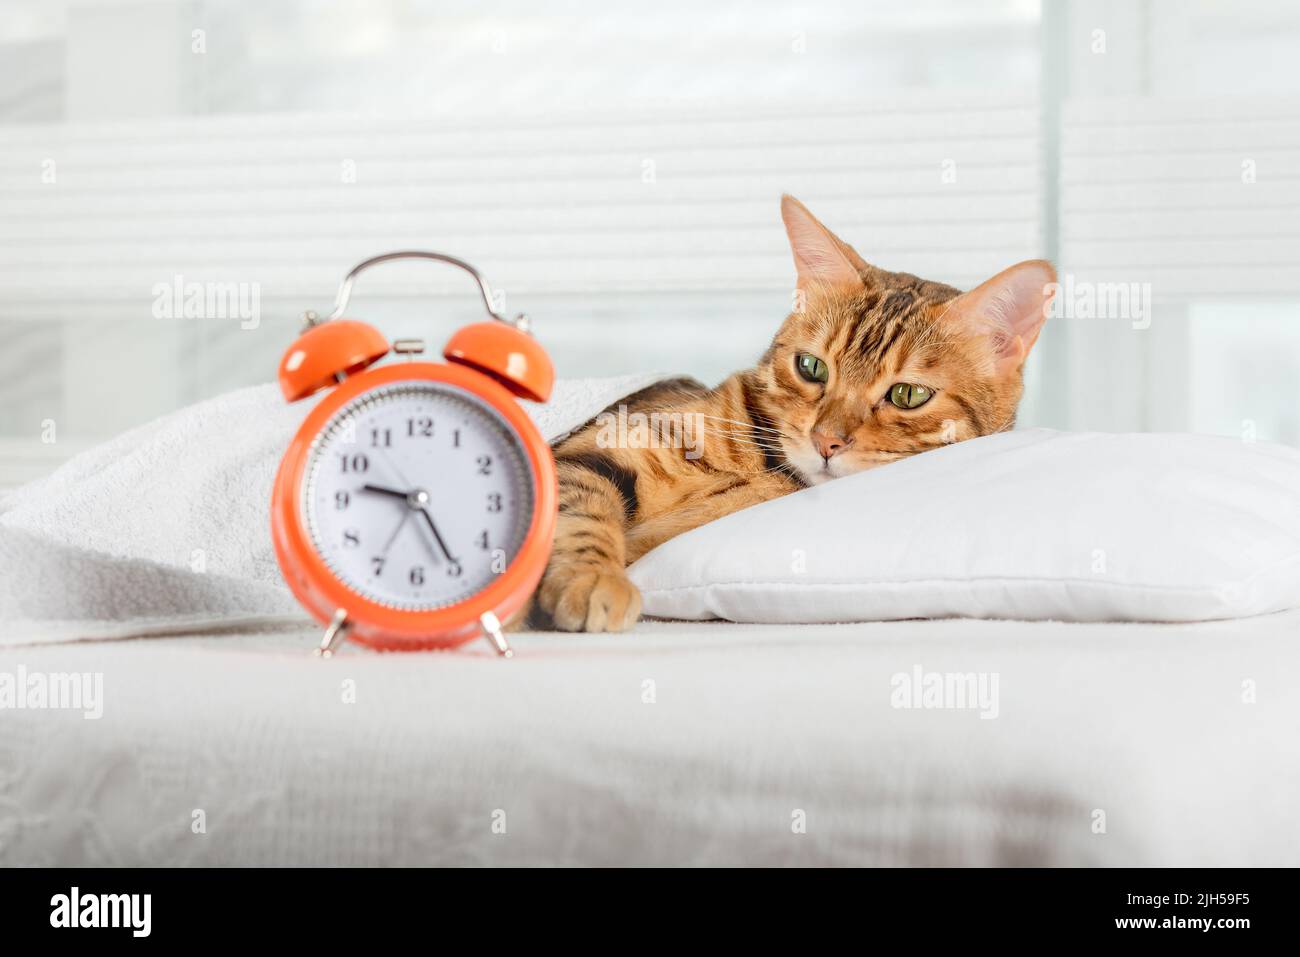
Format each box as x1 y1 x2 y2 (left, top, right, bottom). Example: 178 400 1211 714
271 251 557 658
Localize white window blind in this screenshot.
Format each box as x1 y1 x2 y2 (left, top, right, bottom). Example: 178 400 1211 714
0 94 1043 482
1058 95 1300 434
1062 95 1300 298
0 96 1040 300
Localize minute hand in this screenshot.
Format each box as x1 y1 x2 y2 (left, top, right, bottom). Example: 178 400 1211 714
417 508 458 564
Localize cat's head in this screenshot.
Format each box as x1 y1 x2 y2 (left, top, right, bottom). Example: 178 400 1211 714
753 195 1056 486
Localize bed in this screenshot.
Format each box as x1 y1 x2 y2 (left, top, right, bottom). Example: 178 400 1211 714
4 375 1298 866
3 611 1296 867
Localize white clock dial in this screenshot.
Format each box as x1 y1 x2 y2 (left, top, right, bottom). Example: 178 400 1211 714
302 381 535 610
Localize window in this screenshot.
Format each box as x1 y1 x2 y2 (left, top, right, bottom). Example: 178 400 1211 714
1 0 1297 488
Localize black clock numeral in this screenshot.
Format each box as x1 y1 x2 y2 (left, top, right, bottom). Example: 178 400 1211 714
486 492 502 513
406 417 434 438
477 455 493 476
371 556 385 576
409 565 425 586
447 560 463 578
370 428 392 448
339 453 369 473
343 529 360 548
335 491 350 510
453 428 461 448
476 530 489 550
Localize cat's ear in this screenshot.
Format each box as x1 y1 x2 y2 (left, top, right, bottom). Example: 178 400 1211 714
946 259 1057 374
780 195 866 295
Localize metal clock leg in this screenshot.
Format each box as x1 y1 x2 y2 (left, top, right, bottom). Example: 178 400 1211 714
479 611 513 658
314 608 350 658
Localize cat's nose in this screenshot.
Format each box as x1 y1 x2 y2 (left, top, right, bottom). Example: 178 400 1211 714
812 430 851 461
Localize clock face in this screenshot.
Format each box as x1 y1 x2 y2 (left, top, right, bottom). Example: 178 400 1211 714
301 380 536 610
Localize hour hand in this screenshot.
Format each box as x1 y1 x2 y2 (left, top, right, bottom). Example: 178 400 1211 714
360 483 409 500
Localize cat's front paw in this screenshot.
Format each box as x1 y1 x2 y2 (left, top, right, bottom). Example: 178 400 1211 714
540 567 642 633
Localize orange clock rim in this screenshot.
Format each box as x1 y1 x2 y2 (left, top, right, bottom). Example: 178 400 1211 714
271 360 557 650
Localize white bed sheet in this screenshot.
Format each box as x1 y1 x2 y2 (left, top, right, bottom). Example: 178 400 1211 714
2 612 1296 867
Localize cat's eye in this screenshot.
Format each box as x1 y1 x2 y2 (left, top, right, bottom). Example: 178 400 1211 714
796 354 829 384
888 383 932 409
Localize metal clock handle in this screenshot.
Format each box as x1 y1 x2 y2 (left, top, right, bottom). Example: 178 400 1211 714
304 250 531 333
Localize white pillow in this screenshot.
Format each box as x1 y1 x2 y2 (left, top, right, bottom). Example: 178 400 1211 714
627 429 1300 624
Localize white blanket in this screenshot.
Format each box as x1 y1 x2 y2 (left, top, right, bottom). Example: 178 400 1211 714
3 612 1296 866
0 373 666 645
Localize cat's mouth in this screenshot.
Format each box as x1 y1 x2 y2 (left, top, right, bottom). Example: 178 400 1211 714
788 439 911 485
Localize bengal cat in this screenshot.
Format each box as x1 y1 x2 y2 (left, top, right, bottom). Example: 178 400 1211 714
526 195 1055 632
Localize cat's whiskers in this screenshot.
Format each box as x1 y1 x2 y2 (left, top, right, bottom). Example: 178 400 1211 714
697 430 784 454
694 427 793 468
698 414 786 436
693 422 786 444
732 460 802 478
690 424 799 478
986 409 1018 435
768 414 807 438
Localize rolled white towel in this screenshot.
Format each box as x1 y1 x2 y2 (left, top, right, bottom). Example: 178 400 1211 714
0 372 669 645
